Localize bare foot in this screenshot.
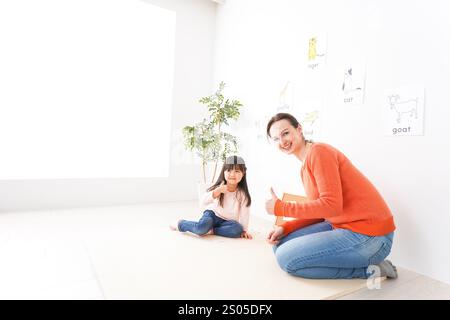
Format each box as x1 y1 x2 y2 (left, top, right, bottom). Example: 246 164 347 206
169 219 180 231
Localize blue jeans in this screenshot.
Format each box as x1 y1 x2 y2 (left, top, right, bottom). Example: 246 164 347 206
273 221 394 279
178 210 243 238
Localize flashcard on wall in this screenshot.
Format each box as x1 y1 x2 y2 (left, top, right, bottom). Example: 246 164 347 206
306 33 327 71
253 115 268 141
276 80 295 113
296 99 322 140
383 86 425 136
341 62 366 105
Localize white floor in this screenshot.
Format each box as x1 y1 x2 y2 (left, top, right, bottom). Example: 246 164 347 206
1 201 448 300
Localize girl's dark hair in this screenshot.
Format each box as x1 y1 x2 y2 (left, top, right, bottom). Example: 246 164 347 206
207 155 251 207
266 112 300 138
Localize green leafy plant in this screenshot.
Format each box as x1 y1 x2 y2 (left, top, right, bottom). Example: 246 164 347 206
182 82 243 184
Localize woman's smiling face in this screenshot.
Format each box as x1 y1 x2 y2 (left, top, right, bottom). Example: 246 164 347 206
269 119 303 155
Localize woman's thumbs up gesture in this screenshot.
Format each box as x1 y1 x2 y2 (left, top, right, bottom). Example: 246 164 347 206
265 187 279 215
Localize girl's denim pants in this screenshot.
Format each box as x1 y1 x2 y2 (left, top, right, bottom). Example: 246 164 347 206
178 210 243 238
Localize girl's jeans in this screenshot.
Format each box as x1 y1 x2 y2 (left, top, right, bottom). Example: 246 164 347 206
273 221 394 279
178 210 243 238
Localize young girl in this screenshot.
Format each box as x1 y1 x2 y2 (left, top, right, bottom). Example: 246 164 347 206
170 155 252 239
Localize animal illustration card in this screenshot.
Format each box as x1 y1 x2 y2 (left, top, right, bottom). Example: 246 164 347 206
295 98 322 140
340 61 366 105
383 86 425 136
276 80 295 113
306 33 327 71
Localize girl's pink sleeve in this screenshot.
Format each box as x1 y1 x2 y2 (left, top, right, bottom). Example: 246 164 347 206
201 191 215 207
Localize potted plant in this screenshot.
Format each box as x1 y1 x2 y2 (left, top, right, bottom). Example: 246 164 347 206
182 82 243 198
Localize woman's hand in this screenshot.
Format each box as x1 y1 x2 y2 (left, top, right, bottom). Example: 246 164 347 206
267 225 284 245
265 187 278 215
241 231 253 239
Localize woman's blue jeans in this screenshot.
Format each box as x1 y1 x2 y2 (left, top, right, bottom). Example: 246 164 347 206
273 221 394 279
178 210 243 238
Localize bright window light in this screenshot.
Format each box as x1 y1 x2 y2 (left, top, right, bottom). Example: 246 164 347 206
0 0 176 179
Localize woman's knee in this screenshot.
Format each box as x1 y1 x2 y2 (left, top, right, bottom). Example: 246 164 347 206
275 246 307 274
275 251 320 278
275 256 301 276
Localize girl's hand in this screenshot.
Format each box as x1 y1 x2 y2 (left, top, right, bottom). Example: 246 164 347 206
212 182 229 199
216 181 229 194
241 231 252 239
267 226 284 245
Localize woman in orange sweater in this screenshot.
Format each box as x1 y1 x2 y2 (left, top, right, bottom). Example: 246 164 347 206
265 113 397 279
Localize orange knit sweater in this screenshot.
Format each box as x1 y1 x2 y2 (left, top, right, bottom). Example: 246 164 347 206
275 143 395 236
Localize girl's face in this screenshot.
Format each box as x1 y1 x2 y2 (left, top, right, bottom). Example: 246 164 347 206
269 119 303 155
224 167 244 185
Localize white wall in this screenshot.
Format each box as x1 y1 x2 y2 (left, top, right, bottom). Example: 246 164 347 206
0 0 217 212
213 0 450 283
